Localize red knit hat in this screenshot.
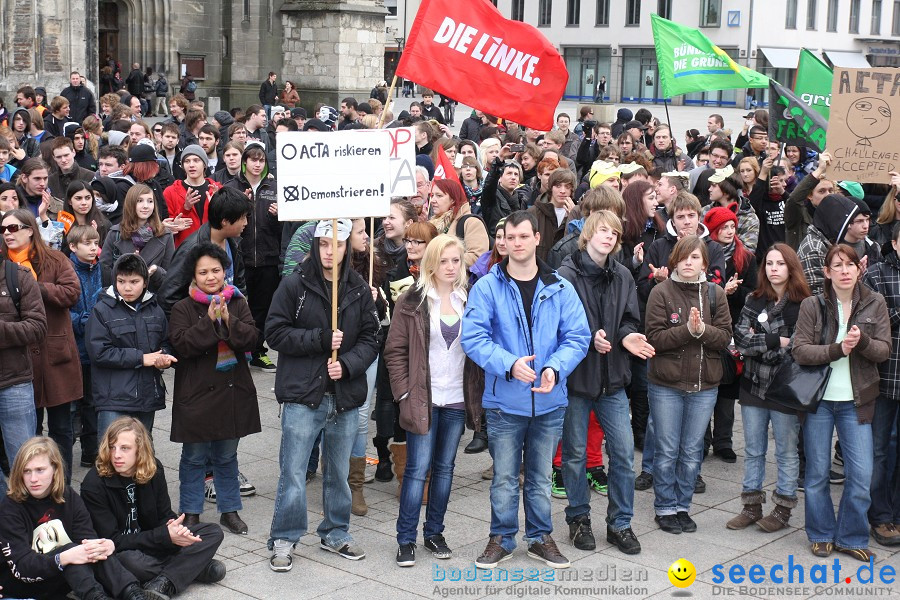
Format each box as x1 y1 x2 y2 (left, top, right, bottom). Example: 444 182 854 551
703 203 738 240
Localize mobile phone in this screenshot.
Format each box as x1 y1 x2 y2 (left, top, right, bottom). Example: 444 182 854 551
509 143 525 153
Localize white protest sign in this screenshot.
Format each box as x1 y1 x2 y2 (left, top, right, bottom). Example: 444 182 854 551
383 127 417 197
276 130 393 220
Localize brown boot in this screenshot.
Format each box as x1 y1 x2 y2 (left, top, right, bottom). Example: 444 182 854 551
349 456 368 516
726 490 765 530
757 492 797 532
390 441 407 498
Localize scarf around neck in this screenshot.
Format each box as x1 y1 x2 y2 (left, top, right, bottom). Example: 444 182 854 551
188 283 251 371
131 224 154 252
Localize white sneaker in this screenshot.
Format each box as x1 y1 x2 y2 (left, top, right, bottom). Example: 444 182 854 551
270 539 294 572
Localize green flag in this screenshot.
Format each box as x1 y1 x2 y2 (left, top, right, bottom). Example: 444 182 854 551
793 48 832 120
768 80 828 152
651 14 769 98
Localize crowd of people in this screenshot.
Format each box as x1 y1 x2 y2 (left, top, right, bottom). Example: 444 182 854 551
0 70 899 599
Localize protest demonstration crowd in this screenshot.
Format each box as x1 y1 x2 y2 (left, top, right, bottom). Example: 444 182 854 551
0 6 899 600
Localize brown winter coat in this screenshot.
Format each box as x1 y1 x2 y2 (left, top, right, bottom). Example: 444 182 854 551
168 294 261 443
528 200 567 262
645 275 732 393
792 283 891 424
31 249 82 408
383 287 482 435
0 261 47 389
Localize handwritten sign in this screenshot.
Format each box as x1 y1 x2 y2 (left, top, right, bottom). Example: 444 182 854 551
826 67 900 184
276 131 394 220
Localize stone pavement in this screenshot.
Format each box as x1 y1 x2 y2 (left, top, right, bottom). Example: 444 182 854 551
67 353 900 600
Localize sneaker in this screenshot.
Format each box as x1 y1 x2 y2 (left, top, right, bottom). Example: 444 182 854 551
204 476 217 503
676 511 697 533
526 534 570 568
829 469 845 485
607 526 641 555
797 475 805 493
238 472 256 496
586 466 608 496
396 542 416 567
551 468 567 499
634 471 653 491
694 474 707 494
424 534 452 559
833 451 844 467
568 515 596 551
655 514 682 534
871 523 900 547
475 536 512 569
320 540 366 560
270 539 294 572
250 353 277 372
80 454 97 468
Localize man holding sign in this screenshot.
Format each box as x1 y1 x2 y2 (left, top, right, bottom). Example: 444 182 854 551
265 219 379 573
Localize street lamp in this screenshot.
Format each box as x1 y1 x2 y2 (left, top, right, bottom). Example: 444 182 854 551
395 37 405 97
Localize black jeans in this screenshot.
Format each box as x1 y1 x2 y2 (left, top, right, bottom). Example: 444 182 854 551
245 264 281 355
116 522 223 592
627 356 649 439
704 383 738 451
78 364 98 460
36 404 74 483
374 353 404 441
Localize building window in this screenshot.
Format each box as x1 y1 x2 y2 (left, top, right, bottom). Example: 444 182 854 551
657 0 671 19
596 0 609 25
567 0 580 25
539 0 552 25
827 0 838 30
786 0 798 28
700 0 721 26
626 0 641 25
511 0 524 20
385 0 398 16
873 0 883 34
893 0 900 35
806 0 817 29
242 0 250 22
850 0 860 32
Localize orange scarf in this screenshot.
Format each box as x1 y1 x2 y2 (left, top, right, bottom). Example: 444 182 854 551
8 245 36 279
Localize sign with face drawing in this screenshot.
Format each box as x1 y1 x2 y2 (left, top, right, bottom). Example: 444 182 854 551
826 67 900 183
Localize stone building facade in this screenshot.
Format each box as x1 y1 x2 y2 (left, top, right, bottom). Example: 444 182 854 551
0 0 386 111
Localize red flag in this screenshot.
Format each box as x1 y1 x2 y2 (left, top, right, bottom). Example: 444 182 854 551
396 0 568 130
433 145 460 184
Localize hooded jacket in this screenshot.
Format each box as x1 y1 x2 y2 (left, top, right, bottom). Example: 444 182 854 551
557 250 641 398
798 193 859 296
460 257 591 417
69 254 104 364
651 144 695 173
610 108 633 139
637 221 727 309
225 146 281 268
85 285 169 413
265 240 380 412
162 178 223 247
0 260 47 390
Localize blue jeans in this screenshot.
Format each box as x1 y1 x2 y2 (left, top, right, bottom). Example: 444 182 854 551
97 410 155 440
0 383 37 494
641 415 655 474
352 359 378 458
648 383 717 515
804 400 873 549
869 395 900 525
269 395 357 549
562 390 635 530
396 406 465 545
180 438 241 514
486 406 565 553
741 404 800 497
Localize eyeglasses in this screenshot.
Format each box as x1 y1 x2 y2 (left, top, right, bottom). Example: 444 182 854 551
0 223 31 234
403 238 427 246
153 128 162 134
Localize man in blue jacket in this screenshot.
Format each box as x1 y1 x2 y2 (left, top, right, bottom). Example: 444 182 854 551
461 210 590 570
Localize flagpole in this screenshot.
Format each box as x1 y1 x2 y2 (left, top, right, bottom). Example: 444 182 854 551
377 75 399 129
663 98 673 138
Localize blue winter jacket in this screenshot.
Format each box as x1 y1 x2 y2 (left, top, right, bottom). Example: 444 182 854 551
461 258 590 417
69 255 104 364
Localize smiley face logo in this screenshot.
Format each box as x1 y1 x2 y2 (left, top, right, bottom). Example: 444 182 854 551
847 97 892 146
668 558 696 588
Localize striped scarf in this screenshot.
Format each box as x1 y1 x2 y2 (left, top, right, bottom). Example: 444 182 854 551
188 283 251 371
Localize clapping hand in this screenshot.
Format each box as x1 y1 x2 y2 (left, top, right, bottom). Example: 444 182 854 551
842 325 861 355
649 264 669 283
687 306 705 336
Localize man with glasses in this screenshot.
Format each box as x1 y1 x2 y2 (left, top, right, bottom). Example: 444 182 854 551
690 138 734 204
412 166 432 222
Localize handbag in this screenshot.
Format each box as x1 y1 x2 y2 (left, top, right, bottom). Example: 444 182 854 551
764 296 831 413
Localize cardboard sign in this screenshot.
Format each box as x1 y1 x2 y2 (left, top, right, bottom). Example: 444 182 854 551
826 67 900 183
276 130 397 220
383 127 417 197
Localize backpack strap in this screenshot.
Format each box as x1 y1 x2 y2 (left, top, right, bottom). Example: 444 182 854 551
455 213 485 240
706 281 717 317
4 259 21 317
817 295 829 345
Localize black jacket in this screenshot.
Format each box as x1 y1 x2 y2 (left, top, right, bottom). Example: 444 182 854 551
459 116 483 142
259 79 278 105
60 84 97 124
421 104 445 124
266 243 380 412
558 250 641 398
80 462 178 553
85 288 169 413
226 147 281 267
125 68 144 97
481 157 528 237
157 222 247 315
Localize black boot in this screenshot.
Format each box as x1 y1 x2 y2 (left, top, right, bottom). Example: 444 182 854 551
464 429 488 454
373 436 393 482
